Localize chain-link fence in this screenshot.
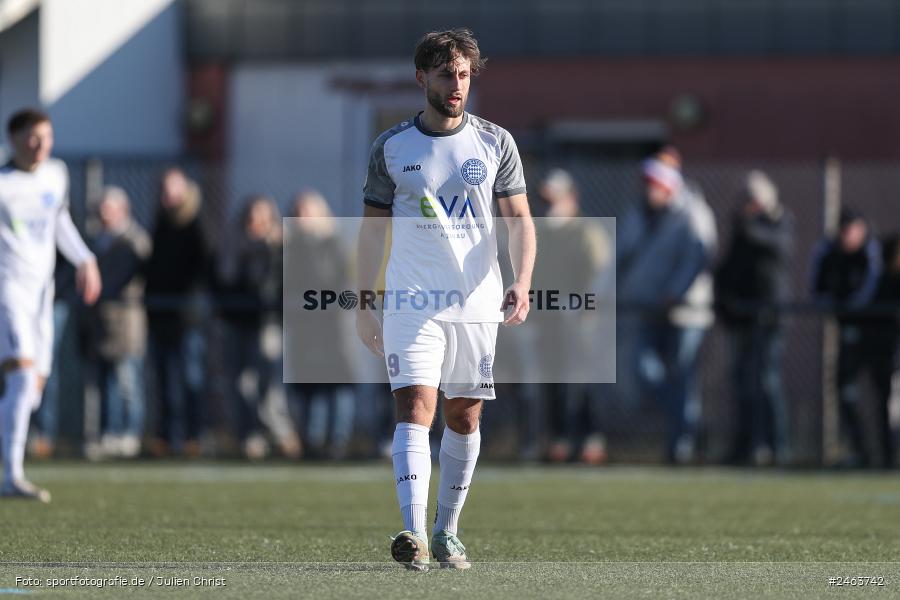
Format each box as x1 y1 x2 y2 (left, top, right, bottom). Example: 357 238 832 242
50 156 898 465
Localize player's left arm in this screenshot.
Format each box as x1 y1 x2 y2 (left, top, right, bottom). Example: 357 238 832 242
498 193 536 326
55 166 101 305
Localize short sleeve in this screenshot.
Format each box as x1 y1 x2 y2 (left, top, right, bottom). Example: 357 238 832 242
363 137 395 209
494 129 527 198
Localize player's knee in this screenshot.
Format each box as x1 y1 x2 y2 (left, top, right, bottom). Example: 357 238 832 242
1 358 35 374
397 400 434 427
445 411 481 435
0 364 38 403
394 387 437 426
1 359 38 397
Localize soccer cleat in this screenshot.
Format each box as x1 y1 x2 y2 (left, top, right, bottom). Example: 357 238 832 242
1 479 51 503
390 530 430 572
431 530 471 569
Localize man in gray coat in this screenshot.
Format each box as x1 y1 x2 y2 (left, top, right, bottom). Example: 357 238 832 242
90 186 152 458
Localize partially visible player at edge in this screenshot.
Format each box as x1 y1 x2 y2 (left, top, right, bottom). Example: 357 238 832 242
357 29 536 570
0 109 102 502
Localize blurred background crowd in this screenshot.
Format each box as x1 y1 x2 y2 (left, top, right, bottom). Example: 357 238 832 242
2 0 900 468
23 152 900 470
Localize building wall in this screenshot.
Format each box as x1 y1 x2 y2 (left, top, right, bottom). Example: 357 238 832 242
226 61 420 217
0 10 39 154
40 0 184 156
477 58 900 160
185 0 900 62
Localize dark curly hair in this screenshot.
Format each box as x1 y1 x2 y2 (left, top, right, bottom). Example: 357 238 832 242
414 28 486 75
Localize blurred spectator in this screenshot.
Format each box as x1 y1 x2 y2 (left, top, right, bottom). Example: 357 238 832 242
810 208 882 467
284 190 354 460
534 169 611 464
144 168 210 457
89 186 152 458
616 147 717 464
864 235 900 468
715 171 794 466
217 195 300 460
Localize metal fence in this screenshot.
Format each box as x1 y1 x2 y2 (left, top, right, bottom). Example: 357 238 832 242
55 156 899 465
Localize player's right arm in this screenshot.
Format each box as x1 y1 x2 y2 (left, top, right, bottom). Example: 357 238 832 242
356 133 396 356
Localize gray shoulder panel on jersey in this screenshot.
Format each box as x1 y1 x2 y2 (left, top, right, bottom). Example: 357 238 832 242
469 114 527 198
467 113 504 137
363 119 416 209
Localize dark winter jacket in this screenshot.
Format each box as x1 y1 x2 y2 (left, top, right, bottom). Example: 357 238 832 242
810 235 882 327
144 182 210 335
715 209 793 326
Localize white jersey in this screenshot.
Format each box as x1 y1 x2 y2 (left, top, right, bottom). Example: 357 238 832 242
0 158 94 308
363 112 526 322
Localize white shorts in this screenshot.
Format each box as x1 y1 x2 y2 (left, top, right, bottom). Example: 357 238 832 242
382 313 498 400
0 286 54 376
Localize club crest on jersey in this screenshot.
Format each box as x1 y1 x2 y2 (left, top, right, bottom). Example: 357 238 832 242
478 354 493 378
42 191 55 208
461 158 487 186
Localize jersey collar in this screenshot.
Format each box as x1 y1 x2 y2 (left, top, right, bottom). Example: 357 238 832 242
414 111 468 137
3 159 38 172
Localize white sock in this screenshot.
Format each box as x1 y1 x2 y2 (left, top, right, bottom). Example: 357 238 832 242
392 422 431 535
435 426 480 535
1 368 38 486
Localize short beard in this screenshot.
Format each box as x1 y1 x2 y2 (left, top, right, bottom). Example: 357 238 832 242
426 86 465 118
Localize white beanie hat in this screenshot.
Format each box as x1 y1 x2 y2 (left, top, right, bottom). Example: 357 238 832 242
744 170 778 215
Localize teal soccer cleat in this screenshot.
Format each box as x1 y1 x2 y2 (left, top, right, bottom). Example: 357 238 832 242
431 530 471 569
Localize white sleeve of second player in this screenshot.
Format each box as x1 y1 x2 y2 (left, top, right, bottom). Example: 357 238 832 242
56 208 95 267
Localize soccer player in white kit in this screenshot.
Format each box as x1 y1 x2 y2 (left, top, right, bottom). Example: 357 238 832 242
357 29 536 570
0 109 102 502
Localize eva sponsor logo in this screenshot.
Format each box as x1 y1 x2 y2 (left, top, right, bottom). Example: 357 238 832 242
420 194 476 219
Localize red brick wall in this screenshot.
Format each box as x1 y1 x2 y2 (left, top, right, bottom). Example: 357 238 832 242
186 63 228 160
477 58 900 160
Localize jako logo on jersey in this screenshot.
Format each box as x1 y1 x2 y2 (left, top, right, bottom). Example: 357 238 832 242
420 195 476 219
461 158 488 185
403 164 422 172
480 382 494 389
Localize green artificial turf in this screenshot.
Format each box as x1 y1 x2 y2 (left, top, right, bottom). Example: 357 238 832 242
0 463 897 598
